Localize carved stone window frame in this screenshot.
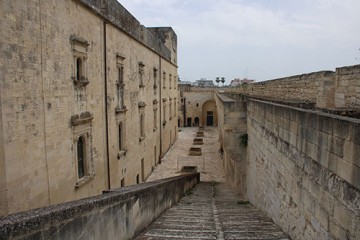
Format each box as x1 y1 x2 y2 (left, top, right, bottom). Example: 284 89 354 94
163 71 166 89
139 62 145 88
71 112 95 188
139 102 146 141
70 35 89 88
116 54 127 114
153 99 158 132
169 74 172 89
116 114 127 159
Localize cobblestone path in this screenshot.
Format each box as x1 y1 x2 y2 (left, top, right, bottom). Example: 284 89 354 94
135 182 289 240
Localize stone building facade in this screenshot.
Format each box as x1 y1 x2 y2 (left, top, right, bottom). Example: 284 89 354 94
0 0 178 216
178 86 218 127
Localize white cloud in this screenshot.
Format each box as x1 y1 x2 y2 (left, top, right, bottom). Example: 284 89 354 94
119 0 360 82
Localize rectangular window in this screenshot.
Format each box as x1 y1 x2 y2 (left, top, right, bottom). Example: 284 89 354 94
140 113 145 138
169 74 172 89
139 62 145 87
121 178 125 187
116 54 126 113
163 71 166 89
153 108 157 131
169 101 172 120
153 67 158 94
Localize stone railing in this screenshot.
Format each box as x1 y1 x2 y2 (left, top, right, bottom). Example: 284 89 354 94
0 173 200 240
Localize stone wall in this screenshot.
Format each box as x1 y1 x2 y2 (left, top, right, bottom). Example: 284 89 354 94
335 65 360 109
0 173 200 240
230 64 360 110
214 93 248 195
0 0 178 216
247 99 360 240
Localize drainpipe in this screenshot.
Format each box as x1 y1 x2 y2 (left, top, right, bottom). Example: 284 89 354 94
103 21 111 190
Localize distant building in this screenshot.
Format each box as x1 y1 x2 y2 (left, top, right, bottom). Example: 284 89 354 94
193 78 215 87
230 78 255 87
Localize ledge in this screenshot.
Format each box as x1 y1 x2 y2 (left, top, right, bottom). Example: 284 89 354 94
71 112 93 126
115 106 127 114
75 173 95 189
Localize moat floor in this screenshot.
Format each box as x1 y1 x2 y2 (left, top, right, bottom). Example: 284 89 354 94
135 182 289 240
147 127 226 182
138 127 289 240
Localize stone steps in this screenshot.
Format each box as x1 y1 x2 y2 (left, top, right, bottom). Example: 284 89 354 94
135 182 290 240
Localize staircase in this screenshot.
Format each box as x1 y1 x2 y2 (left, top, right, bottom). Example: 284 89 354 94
135 182 290 240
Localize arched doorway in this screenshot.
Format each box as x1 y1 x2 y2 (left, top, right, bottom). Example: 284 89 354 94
202 101 217 126
194 117 200 127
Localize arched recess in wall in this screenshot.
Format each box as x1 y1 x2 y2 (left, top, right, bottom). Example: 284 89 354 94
202 101 217 126
194 117 200 127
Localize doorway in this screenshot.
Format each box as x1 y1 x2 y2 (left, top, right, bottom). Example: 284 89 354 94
206 111 213 126
194 117 200 127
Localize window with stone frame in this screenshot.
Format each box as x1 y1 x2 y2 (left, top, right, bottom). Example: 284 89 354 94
70 35 89 87
174 75 177 89
169 100 172 120
116 54 126 113
163 71 166 89
169 74 172 89
139 101 146 141
71 112 95 188
139 62 145 88
153 99 158 131
153 67 158 94
162 98 167 126
116 114 127 159
174 98 177 117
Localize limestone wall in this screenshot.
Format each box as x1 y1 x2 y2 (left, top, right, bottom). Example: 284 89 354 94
215 93 248 195
0 173 200 240
247 99 360 240
335 65 360 109
230 64 360 110
0 0 178 216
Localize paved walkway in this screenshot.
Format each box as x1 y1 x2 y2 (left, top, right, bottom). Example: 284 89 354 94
139 127 289 240
147 127 225 182
135 182 289 240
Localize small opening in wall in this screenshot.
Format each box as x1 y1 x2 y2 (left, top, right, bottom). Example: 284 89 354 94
76 58 82 81
136 174 140 184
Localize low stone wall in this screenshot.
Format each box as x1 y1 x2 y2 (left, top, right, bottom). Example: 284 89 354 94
0 173 200 240
247 99 359 240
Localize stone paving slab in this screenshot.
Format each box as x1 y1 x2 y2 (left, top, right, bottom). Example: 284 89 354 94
135 182 290 240
147 127 225 182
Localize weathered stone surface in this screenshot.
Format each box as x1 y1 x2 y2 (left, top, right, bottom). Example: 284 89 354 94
135 182 289 240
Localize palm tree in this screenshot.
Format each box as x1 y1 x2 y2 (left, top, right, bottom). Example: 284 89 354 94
215 77 220 86
220 77 225 86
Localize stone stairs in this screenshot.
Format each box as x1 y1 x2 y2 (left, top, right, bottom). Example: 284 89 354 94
135 182 290 240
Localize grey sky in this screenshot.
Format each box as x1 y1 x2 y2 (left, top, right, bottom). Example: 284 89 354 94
119 0 360 83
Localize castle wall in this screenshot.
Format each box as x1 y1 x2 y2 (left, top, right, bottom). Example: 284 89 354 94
247 99 360 240
0 0 178 216
231 64 360 110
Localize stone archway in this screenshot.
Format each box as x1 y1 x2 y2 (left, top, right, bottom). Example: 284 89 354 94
201 101 217 126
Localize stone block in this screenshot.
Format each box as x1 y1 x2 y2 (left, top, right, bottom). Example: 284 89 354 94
318 115 333 134
336 158 358 188
333 204 352 231
333 118 350 140
329 219 348 240
330 136 345 158
315 205 329 231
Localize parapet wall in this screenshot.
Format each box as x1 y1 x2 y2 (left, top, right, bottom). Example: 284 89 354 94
232 64 360 110
0 173 200 240
247 99 359 240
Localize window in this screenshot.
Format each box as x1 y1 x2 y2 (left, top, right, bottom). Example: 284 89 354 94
70 35 89 87
153 67 158 94
118 123 123 150
76 58 82 81
116 54 126 113
140 113 145 139
174 75 177 89
153 108 157 131
121 178 125 187
77 136 85 179
139 62 145 87
174 98 177 117
71 111 95 188
169 101 172 120
163 71 166 89
169 74 172 89
136 174 140 184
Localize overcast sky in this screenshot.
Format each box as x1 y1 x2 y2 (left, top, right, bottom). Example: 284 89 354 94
119 0 360 83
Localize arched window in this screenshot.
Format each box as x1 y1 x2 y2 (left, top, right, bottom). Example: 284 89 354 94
77 136 85 178
76 57 82 81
